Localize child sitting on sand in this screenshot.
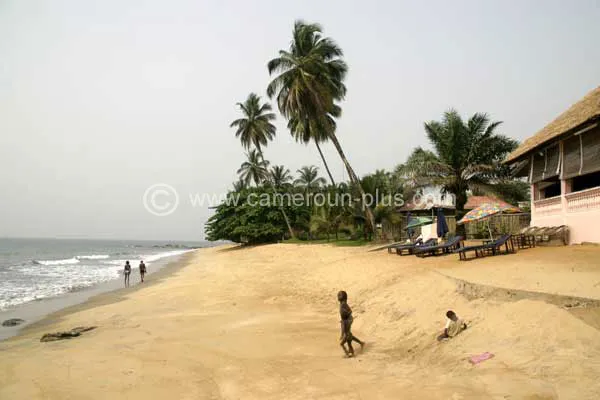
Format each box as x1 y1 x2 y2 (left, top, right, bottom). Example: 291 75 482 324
338 290 365 357
437 310 467 341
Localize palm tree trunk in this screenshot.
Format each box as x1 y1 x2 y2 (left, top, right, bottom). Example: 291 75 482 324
315 141 336 186
257 150 296 239
328 133 376 235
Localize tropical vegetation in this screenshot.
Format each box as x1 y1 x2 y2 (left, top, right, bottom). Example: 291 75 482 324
266 21 376 233
204 21 529 245
397 110 523 214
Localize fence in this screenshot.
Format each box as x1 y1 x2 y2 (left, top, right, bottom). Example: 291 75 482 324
382 215 457 241
464 213 531 239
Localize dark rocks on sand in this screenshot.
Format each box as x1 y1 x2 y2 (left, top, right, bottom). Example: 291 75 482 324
2 318 25 327
40 326 97 342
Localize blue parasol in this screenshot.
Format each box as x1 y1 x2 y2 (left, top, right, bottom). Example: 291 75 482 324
436 208 449 238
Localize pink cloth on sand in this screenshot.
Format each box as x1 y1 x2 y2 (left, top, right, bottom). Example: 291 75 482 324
469 352 494 364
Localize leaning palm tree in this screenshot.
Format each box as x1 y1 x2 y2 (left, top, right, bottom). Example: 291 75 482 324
231 93 295 238
267 20 376 234
287 107 340 185
294 166 327 192
237 149 269 187
400 110 518 213
270 165 293 189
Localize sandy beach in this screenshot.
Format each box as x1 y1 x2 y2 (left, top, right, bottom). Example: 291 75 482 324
2 243 600 399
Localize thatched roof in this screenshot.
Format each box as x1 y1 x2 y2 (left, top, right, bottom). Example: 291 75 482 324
505 86 600 163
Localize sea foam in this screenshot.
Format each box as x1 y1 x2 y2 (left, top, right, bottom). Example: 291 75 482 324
33 257 80 266
76 254 110 260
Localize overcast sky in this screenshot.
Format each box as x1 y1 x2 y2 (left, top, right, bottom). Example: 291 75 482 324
1 0 599 240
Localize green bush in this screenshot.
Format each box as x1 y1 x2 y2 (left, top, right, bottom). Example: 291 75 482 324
205 187 310 244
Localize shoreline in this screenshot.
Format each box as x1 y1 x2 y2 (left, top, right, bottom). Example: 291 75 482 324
0 249 199 342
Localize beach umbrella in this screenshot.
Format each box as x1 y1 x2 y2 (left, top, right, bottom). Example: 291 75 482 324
457 202 521 238
458 202 521 224
436 208 449 238
405 216 433 230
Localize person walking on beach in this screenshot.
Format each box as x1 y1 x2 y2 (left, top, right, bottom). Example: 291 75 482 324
139 260 146 283
123 261 131 287
337 290 365 358
437 310 467 341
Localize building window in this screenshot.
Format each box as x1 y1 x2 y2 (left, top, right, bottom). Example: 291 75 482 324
537 178 561 199
572 170 600 192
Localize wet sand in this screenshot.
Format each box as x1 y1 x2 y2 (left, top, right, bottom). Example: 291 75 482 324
0 251 195 341
1 243 600 399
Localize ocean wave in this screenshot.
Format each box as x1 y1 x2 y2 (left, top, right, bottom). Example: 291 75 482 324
0 266 121 311
76 254 110 260
1 249 193 311
33 257 80 266
102 249 192 266
142 249 192 263
102 260 126 266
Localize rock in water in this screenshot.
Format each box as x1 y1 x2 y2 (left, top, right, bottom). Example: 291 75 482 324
40 326 97 342
2 318 25 327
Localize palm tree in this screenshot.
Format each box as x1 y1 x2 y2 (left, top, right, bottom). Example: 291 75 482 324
230 93 276 153
237 149 269 186
400 110 518 213
267 20 376 234
287 107 340 185
310 203 348 241
361 169 394 205
232 178 247 192
270 165 292 189
231 93 295 238
294 165 327 192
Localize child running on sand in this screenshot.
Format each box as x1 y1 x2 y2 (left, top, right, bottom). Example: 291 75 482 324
437 310 467 341
338 290 364 357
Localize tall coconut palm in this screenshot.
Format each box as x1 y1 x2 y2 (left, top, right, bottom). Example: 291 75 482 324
294 165 327 192
270 165 293 189
267 20 376 234
230 93 276 153
287 107 340 185
237 150 269 187
400 110 518 213
231 93 295 238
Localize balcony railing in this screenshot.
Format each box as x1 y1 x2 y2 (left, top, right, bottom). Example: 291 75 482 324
533 196 562 216
565 186 600 212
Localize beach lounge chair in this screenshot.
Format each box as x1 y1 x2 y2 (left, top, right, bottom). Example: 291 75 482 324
387 238 422 254
532 226 552 243
520 226 537 235
455 234 515 261
396 238 437 256
413 236 463 258
513 227 536 249
526 225 569 246
539 225 569 245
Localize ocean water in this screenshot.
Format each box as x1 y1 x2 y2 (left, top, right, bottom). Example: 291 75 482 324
0 238 206 311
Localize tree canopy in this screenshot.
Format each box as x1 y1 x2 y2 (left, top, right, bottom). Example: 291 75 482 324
399 110 520 212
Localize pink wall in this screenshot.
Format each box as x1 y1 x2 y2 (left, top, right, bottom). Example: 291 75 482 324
565 209 600 243
531 184 600 244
